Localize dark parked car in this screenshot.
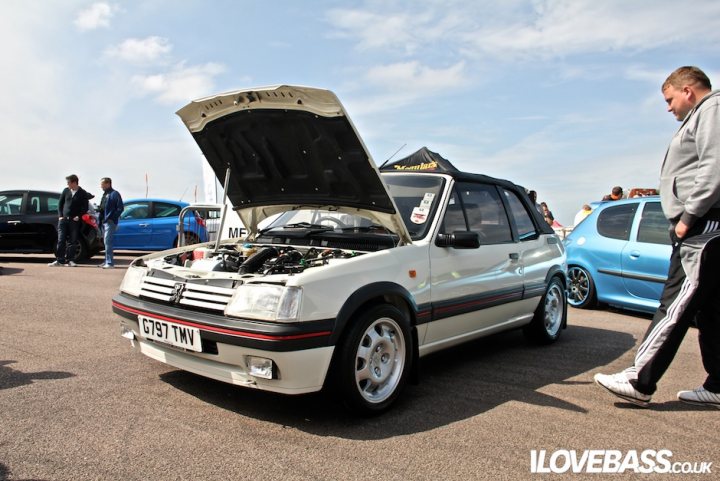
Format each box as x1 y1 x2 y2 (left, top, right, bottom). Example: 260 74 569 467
564 196 671 314
115 199 208 251
0 190 103 261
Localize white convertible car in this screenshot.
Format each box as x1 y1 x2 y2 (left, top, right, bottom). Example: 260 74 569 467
113 85 568 413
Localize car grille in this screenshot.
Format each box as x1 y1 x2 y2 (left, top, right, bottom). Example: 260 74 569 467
139 276 235 312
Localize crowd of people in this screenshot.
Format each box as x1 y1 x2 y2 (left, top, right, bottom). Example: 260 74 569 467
47 174 123 269
568 185 662 228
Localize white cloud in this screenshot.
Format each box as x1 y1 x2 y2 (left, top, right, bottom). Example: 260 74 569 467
131 63 227 105
510 1 720 58
105 36 172 63
328 0 720 60
366 61 466 90
326 2 480 56
343 61 468 116
74 2 118 31
327 9 436 54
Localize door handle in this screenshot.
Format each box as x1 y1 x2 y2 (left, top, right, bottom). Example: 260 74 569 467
8 220 22 225
509 252 519 260
138 223 150 227
629 250 641 259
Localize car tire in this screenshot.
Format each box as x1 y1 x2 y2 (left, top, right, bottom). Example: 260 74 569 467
54 239 89 261
73 240 90 262
47 232 58 254
524 276 566 344
567 265 598 309
335 304 412 415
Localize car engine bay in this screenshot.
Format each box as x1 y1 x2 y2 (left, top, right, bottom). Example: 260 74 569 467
161 244 363 276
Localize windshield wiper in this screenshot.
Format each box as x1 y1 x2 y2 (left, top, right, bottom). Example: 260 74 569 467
259 222 334 235
340 225 392 234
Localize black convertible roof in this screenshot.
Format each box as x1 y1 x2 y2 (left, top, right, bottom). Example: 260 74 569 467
380 147 553 235
381 147 517 189
380 146 459 173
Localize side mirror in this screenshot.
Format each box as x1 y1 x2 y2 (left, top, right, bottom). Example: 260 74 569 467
435 231 480 249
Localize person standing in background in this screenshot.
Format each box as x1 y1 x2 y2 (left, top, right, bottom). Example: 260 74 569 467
98 177 123 269
602 186 624 201
48 174 92 267
540 202 554 225
573 204 593 226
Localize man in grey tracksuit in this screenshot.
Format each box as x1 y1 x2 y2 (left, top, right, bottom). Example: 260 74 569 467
595 66 720 408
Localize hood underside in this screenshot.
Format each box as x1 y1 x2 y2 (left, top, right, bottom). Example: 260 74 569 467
176 86 411 242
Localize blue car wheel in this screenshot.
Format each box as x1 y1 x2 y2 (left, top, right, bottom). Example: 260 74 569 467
568 265 597 309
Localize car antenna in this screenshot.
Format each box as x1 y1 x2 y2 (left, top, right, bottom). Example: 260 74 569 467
178 185 190 202
378 143 406 170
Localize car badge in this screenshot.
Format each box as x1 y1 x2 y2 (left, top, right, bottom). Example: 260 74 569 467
169 283 185 304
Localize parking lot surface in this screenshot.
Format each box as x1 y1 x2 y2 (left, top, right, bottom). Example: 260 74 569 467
1 253 718 480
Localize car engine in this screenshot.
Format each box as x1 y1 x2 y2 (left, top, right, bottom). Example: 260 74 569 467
162 244 361 276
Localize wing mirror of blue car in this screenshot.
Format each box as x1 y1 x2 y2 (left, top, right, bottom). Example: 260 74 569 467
435 231 480 249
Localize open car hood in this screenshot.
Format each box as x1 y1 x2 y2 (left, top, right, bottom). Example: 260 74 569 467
176 85 411 244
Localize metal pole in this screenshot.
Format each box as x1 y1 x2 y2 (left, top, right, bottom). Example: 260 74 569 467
214 167 231 253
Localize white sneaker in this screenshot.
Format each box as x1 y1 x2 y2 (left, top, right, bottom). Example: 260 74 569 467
48 260 63 267
102 264 114 269
594 372 651 407
677 387 720 408
67 261 77 267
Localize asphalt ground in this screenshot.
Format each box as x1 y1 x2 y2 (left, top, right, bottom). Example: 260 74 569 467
1 253 718 481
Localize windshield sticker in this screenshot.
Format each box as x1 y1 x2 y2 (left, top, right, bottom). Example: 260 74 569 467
410 207 429 224
421 193 435 208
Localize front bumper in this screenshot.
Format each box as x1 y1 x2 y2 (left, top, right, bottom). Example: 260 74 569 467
113 293 336 394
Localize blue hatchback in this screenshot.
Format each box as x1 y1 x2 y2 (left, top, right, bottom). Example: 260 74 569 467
564 197 671 314
115 199 207 251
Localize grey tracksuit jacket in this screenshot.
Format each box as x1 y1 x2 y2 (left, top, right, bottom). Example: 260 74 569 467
660 89 720 227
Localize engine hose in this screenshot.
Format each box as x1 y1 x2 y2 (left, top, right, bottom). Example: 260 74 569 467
239 246 279 274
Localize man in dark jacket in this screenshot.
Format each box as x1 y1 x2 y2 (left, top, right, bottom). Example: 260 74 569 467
49 174 92 267
98 177 123 269
602 186 624 201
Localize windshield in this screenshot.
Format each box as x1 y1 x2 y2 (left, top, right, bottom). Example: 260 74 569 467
382 173 445 240
264 209 384 232
261 173 445 242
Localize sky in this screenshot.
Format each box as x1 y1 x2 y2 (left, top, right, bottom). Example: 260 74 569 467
2 0 719 225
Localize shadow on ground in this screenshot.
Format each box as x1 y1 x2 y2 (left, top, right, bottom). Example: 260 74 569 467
0 462 49 481
0 267 23 276
0 360 75 390
160 324 639 439
0 252 142 267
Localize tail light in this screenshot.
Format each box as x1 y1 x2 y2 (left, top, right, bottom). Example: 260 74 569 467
82 213 98 228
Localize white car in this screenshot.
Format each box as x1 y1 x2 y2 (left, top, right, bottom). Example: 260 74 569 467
113 86 568 413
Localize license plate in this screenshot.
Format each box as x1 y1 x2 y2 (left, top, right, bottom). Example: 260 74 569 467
138 315 202 352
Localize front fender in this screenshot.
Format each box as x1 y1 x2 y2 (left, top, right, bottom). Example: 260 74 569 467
330 281 422 345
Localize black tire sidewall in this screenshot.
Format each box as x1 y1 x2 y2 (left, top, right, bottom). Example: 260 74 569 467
73 240 88 262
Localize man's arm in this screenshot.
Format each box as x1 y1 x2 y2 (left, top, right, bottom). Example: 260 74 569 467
679 103 720 234
81 191 89 214
57 190 66 219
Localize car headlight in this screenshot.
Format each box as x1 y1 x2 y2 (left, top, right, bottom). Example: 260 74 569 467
119 266 147 297
225 285 302 322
